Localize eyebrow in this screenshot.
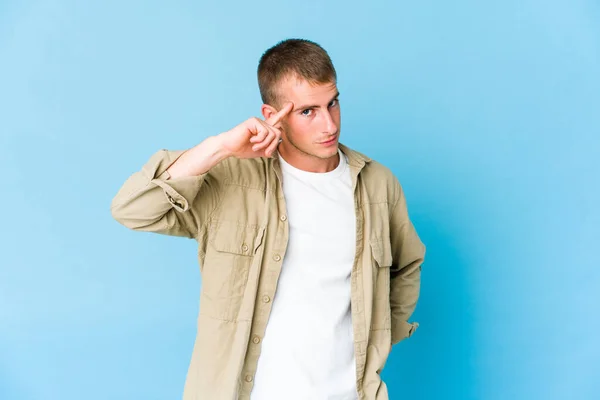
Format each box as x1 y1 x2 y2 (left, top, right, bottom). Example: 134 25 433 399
294 91 340 111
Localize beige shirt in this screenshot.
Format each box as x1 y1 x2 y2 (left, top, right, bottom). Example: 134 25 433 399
110 143 426 400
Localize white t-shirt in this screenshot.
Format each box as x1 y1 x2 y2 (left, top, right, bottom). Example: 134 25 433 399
251 149 358 400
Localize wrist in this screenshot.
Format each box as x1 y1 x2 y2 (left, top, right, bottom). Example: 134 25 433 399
209 134 233 161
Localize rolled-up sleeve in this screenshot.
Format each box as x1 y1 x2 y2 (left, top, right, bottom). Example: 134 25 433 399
110 149 225 239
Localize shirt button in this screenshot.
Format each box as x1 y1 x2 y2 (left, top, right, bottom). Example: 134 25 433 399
241 243 249 252
245 375 253 382
252 335 261 344
273 254 281 262
262 295 271 303
280 215 287 221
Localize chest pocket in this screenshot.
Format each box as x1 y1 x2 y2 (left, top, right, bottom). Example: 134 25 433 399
369 237 393 330
200 220 265 321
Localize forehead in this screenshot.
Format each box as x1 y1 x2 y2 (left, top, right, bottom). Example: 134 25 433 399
277 75 338 104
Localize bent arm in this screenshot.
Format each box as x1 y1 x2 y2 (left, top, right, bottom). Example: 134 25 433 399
389 183 426 344
110 136 229 238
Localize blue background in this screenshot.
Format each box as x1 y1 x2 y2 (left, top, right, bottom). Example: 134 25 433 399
1 0 599 399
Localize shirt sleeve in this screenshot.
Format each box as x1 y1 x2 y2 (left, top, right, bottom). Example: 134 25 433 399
110 149 226 239
389 181 426 344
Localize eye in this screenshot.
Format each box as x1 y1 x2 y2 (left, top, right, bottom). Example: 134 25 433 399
329 98 339 107
301 109 313 116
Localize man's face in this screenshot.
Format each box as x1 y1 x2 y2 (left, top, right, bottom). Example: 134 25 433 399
274 76 341 163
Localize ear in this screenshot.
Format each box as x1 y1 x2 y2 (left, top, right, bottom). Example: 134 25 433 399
261 103 278 121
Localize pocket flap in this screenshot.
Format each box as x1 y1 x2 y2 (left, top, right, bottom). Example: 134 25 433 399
369 238 393 267
209 221 264 256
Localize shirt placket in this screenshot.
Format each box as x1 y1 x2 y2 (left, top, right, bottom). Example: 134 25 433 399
349 164 368 399
238 160 289 398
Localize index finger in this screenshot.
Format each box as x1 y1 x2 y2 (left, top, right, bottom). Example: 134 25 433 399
266 102 294 126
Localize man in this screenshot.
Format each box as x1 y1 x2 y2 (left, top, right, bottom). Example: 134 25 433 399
111 38 425 400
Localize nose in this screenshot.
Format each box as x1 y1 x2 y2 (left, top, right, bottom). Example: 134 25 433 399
321 110 338 135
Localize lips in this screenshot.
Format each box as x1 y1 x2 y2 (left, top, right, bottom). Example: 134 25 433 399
318 136 337 145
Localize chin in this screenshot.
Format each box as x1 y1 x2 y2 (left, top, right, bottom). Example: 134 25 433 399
327 143 339 154
316 146 338 159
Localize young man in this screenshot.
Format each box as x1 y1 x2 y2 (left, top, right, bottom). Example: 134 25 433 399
111 39 425 400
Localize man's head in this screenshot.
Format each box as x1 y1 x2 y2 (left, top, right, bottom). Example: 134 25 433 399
258 39 341 170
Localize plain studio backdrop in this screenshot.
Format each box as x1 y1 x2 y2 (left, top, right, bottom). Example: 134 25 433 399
1 1 598 399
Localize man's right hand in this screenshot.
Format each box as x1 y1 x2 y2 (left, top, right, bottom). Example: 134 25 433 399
218 102 294 159
165 102 294 179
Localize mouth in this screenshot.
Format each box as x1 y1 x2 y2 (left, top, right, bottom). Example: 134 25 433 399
317 136 338 146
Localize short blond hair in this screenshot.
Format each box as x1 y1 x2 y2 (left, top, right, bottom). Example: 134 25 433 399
257 39 337 106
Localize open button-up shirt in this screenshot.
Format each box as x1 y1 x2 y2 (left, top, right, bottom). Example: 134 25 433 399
110 143 426 400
